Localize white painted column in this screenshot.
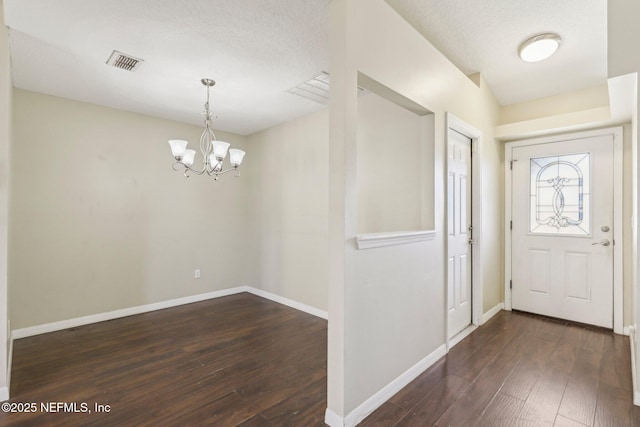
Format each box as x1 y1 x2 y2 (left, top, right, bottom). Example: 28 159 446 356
326 0 347 422
608 0 640 406
0 0 12 402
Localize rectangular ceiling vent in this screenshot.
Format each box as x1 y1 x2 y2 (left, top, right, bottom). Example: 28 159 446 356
288 72 366 104
288 72 330 104
106 50 144 72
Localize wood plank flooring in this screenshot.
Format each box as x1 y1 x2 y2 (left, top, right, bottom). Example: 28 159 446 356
3 295 639 426
361 311 640 427
1 293 328 426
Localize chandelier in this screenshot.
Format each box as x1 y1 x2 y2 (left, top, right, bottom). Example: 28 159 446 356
168 79 245 179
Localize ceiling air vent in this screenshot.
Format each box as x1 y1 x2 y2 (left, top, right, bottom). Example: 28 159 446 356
288 72 330 104
106 50 144 72
288 71 367 104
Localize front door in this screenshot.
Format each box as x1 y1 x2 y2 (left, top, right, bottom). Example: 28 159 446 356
448 129 472 338
510 134 614 328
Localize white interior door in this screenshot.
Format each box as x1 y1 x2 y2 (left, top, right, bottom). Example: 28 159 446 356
511 135 614 328
448 129 472 338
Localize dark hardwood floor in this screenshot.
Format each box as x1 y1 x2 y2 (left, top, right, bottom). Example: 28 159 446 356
1 293 328 426
3 294 639 426
361 311 640 427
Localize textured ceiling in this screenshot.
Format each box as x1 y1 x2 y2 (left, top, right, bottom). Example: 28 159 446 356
386 0 608 105
3 1 607 135
3 0 329 135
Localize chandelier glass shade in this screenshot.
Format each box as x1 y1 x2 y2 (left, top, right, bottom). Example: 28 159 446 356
168 79 245 180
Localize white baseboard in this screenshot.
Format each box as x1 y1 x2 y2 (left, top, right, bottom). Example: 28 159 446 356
12 287 248 339
449 324 478 349
12 286 328 340
324 408 343 427
624 326 631 336
246 287 328 320
481 302 504 324
340 344 447 427
630 325 639 406
0 386 8 402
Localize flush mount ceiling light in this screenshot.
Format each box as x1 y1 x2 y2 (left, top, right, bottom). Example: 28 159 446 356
518 33 561 62
168 79 245 180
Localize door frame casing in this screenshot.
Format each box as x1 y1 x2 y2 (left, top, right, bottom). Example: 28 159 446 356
504 126 624 334
445 113 484 349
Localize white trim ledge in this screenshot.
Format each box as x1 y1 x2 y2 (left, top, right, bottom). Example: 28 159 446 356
0 386 8 402
342 344 447 427
355 230 436 250
481 303 504 325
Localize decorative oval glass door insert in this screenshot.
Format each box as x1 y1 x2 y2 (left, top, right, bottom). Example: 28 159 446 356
529 153 590 235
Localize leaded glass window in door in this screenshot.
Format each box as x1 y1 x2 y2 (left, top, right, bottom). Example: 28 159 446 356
529 153 590 235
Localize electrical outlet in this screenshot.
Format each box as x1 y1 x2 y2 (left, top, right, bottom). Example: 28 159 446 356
194 269 201 279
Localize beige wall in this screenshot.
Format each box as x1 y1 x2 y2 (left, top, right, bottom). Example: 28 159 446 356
9 89 251 329
498 85 610 125
357 91 433 233
478 74 505 313
328 0 502 416
246 108 329 311
0 0 11 400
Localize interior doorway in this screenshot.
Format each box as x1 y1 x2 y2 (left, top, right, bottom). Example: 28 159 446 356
446 114 483 346
447 129 472 337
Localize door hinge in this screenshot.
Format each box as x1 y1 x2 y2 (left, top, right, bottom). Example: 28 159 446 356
510 220 513 230
510 159 518 170
510 280 512 290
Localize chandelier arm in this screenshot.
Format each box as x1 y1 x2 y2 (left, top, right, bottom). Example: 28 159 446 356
184 165 207 176
205 163 220 176
174 161 208 177
212 167 240 177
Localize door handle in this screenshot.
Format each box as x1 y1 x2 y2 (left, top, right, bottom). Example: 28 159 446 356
592 239 610 246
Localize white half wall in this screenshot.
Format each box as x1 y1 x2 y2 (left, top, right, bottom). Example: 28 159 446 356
328 0 501 418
